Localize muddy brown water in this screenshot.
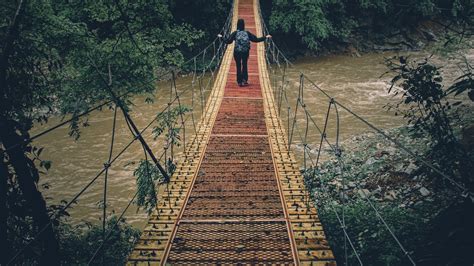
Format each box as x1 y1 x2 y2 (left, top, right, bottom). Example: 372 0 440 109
32 51 472 228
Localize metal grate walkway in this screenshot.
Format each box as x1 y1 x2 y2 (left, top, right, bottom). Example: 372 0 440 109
127 0 335 264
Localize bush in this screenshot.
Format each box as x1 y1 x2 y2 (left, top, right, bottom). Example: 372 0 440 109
59 216 140 265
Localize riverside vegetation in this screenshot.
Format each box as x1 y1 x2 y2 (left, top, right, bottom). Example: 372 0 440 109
303 50 474 265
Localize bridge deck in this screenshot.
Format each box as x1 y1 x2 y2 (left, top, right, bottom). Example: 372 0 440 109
127 0 335 264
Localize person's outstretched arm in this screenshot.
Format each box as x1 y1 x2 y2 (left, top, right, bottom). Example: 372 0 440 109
248 31 272 42
218 31 237 44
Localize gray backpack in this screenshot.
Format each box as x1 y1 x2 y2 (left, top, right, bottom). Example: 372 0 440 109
235 30 250 53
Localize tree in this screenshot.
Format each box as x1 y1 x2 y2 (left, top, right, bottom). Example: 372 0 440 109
0 0 202 263
262 0 474 54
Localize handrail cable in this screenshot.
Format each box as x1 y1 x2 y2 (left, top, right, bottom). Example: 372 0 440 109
6 66 215 264
256 2 420 263
7 3 237 264
258 3 471 197
6 4 234 154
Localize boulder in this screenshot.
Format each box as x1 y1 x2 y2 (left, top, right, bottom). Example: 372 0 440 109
405 162 417 175
365 157 377 166
384 190 397 201
419 187 430 197
358 189 371 199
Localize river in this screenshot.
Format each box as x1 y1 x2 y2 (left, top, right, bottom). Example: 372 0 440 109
32 50 471 228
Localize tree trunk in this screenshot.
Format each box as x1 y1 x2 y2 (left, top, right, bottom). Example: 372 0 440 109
0 151 9 266
0 121 60 265
0 1 59 263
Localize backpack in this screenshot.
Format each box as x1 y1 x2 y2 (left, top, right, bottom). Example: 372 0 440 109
235 30 250 53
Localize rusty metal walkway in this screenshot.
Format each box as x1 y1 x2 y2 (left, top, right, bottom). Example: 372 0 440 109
127 0 335 264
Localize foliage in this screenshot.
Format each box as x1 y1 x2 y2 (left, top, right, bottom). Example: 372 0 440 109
446 59 474 101
319 200 426 265
1 0 201 131
267 0 333 51
152 105 191 147
0 0 222 263
169 0 232 56
303 125 474 264
58 216 140 265
303 161 427 266
262 0 474 53
133 160 165 214
386 56 474 191
134 105 190 214
386 57 455 140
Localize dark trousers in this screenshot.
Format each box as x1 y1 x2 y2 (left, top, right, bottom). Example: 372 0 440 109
234 51 249 84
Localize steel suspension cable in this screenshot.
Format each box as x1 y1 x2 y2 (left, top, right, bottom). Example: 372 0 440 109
269 60 362 264
101 104 118 261
6 4 234 153
7 76 198 264
261 15 471 197
257 3 421 263
8 4 235 264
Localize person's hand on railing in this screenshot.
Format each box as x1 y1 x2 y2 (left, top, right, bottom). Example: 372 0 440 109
266 35 272 39
217 34 223 38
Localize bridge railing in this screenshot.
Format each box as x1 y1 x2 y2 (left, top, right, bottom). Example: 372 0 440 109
7 4 235 265
256 1 473 265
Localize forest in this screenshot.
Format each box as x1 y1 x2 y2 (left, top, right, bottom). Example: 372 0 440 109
1 0 473 265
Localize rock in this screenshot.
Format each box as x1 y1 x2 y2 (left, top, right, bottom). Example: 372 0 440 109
373 187 382 196
374 150 389 158
405 162 417 175
347 44 361 57
365 157 377 166
394 163 404 172
329 180 341 187
384 190 397 201
420 29 437 41
386 147 397 155
358 189 371 199
348 181 356 188
339 192 349 201
419 187 430 196
380 174 390 182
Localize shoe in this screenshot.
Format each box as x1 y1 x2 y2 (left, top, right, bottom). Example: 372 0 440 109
243 80 249 86
238 82 243 87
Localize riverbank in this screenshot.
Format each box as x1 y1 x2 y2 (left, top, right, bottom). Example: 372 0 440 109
327 20 447 57
303 104 474 264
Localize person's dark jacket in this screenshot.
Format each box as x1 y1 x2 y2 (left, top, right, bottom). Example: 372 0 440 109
224 30 266 47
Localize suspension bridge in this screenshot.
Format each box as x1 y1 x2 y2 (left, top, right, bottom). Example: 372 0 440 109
127 0 335 264
6 0 472 265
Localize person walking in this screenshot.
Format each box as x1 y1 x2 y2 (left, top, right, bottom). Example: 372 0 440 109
218 19 271 87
